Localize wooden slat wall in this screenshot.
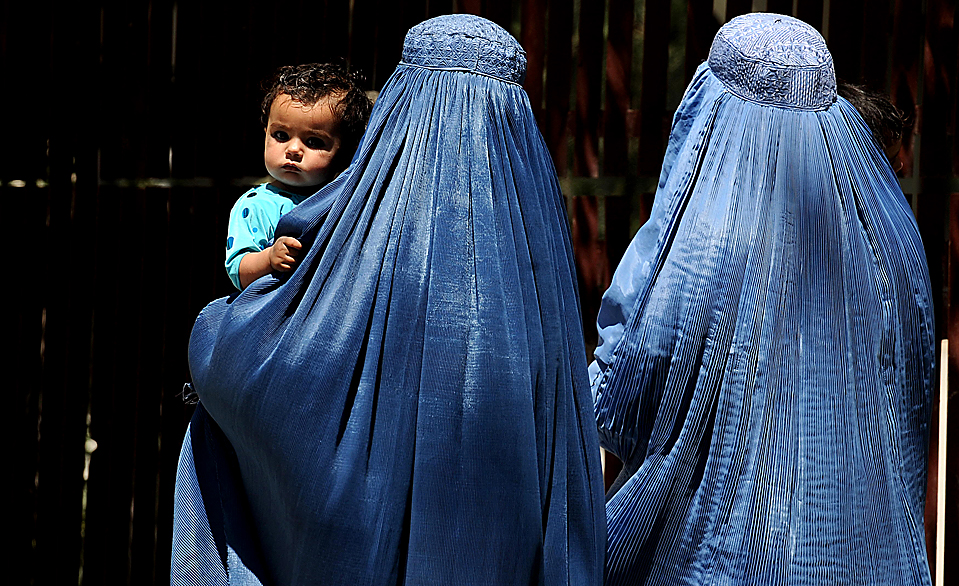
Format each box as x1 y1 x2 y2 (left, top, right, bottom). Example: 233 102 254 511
918 0 959 574
570 0 607 354
13 0 957 584
603 0 640 369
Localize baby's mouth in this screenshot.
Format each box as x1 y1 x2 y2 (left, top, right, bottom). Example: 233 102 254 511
282 164 300 172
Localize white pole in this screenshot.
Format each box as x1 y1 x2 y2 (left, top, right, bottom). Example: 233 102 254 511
935 339 948 586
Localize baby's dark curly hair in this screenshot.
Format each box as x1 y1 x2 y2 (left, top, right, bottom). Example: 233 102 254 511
261 61 373 169
837 81 906 152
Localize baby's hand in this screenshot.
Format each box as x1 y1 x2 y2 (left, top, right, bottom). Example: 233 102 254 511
269 236 303 272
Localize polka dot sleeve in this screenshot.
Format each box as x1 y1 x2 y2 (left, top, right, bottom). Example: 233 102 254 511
224 187 280 290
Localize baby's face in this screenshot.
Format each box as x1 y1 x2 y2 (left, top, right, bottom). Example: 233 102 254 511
264 93 343 194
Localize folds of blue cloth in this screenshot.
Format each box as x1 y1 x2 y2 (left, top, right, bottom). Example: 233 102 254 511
591 52 935 586
172 15 605 586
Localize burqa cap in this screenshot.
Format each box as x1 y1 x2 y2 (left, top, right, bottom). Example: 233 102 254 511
708 12 836 110
401 13 527 84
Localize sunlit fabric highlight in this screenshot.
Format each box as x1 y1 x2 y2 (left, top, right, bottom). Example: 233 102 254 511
172 14 605 586
590 13 935 586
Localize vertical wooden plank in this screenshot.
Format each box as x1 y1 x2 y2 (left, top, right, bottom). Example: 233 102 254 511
914 0 954 347
154 16 220 541
164 5 240 472
890 0 922 178
921 2 959 583
461 0 483 15
886 0 932 563
129 5 176 581
12 181 44 586
861 0 891 88
667 0 690 111
638 0 671 177
170 0 239 392
167 0 253 362
575 0 603 177
484 0 514 30
571 0 608 354
954 35 959 177
37 174 92 586
933 340 950 586
96 1 160 182
83 186 131 586
379 0 405 84
169 1 200 183
907 1 959 580
130 185 174 586
225 0 269 180
766 0 793 14
606 0 634 176
0 2 49 185
604 0 642 298
600 0 637 486
922 0 956 177
33 1 101 584
347 0 424 91
248 1 333 71
287 0 353 63
955 34 959 177
371 0 409 91
154 184 205 584
544 0 574 173
351 0 381 88
141 1 176 182
947 192 959 586
795 0 824 31
686 0 720 81
827 0 865 80
324 0 352 61
457 0 485 16
725 0 753 20
4 2 52 582
521 0 546 121
428 0 455 20
171 0 263 182
83 2 163 582
209 0 265 179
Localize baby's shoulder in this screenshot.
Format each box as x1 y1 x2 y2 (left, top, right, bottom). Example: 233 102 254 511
238 183 274 201
232 184 284 211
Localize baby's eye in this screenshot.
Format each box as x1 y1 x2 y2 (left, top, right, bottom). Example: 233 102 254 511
271 130 289 141
305 137 325 149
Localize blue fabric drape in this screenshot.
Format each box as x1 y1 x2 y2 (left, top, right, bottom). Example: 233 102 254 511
172 16 605 586
591 59 935 586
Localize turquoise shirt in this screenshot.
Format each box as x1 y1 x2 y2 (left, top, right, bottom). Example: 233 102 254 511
225 183 308 289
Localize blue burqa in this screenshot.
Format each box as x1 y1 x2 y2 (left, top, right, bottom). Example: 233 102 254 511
590 13 935 586
171 14 605 586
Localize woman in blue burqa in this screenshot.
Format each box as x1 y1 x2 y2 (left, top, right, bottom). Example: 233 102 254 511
171 14 605 586
591 13 935 586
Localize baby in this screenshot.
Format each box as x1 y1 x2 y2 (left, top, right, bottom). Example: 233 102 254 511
226 62 372 289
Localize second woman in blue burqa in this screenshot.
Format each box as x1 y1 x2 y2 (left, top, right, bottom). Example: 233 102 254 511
591 13 935 586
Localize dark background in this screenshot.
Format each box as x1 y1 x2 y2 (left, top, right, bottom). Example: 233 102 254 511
9 0 957 584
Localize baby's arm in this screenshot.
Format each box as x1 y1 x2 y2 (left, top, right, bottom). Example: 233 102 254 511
237 237 303 289
226 188 306 290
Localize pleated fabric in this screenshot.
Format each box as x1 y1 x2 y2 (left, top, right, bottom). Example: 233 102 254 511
590 16 935 586
172 14 605 586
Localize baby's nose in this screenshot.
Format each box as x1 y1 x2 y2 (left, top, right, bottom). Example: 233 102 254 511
286 142 303 160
